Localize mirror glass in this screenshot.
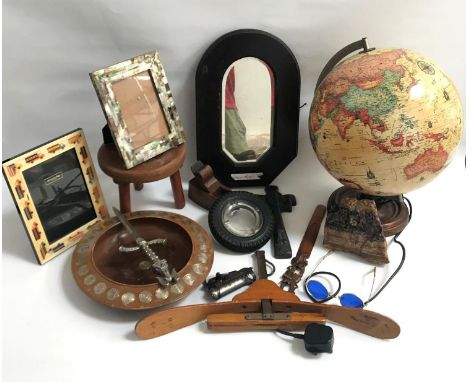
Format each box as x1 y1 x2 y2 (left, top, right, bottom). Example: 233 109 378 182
222 57 274 163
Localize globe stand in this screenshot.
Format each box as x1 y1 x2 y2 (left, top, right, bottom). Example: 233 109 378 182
327 187 409 237
323 187 409 264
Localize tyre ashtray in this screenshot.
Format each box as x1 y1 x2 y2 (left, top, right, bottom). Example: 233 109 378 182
208 191 274 253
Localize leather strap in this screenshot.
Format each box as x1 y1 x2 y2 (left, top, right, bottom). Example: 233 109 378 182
280 204 327 292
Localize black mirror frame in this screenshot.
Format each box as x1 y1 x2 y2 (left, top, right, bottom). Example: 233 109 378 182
196 29 301 187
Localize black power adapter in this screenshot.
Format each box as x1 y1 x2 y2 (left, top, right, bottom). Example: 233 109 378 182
277 323 334 354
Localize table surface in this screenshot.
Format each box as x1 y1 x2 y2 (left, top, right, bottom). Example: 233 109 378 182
2 149 467 382
97 143 186 182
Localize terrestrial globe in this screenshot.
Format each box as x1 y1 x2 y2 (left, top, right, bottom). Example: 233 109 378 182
310 47 463 197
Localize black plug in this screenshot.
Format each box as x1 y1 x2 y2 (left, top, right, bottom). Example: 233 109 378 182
303 323 334 354
277 323 334 354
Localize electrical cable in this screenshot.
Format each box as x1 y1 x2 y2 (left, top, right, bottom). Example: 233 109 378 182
364 195 412 305
276 329 304 339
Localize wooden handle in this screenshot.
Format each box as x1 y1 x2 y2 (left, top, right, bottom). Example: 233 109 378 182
207 312 326 331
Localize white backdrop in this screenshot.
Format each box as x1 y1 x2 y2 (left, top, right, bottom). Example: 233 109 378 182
2 1 467 381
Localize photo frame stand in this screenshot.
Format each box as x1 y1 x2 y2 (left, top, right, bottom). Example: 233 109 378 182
98 125 186 213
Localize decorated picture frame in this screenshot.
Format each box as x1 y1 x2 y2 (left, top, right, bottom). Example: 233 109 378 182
90 51 186 169
2 129 109 264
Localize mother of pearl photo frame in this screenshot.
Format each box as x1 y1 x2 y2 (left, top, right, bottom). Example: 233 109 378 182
90 52 186 169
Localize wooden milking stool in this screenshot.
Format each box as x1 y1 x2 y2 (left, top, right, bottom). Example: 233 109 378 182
97 139 186 213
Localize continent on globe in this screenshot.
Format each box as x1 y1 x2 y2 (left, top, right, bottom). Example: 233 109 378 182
403 145 448 179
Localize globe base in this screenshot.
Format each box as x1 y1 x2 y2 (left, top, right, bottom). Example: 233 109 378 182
327 187 409 237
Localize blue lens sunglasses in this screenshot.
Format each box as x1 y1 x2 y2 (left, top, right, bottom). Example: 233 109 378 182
304 196 410 308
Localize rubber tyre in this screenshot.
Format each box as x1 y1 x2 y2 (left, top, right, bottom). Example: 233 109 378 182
208 191 274 253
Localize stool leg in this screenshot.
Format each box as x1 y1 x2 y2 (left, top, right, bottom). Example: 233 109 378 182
170 170 185 209
134 183 144 191
118 182 131 213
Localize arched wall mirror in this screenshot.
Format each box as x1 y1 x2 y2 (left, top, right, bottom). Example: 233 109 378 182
196 29 300 187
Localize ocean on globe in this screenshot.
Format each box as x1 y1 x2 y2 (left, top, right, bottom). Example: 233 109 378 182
309 48 463 196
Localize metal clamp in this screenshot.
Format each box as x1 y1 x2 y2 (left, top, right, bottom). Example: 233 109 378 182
245 299 291 321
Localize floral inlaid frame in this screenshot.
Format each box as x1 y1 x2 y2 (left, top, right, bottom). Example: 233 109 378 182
90 52 186 169
2 129 109 264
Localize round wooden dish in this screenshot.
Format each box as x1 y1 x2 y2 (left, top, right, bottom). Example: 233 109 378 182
72 210 214 310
